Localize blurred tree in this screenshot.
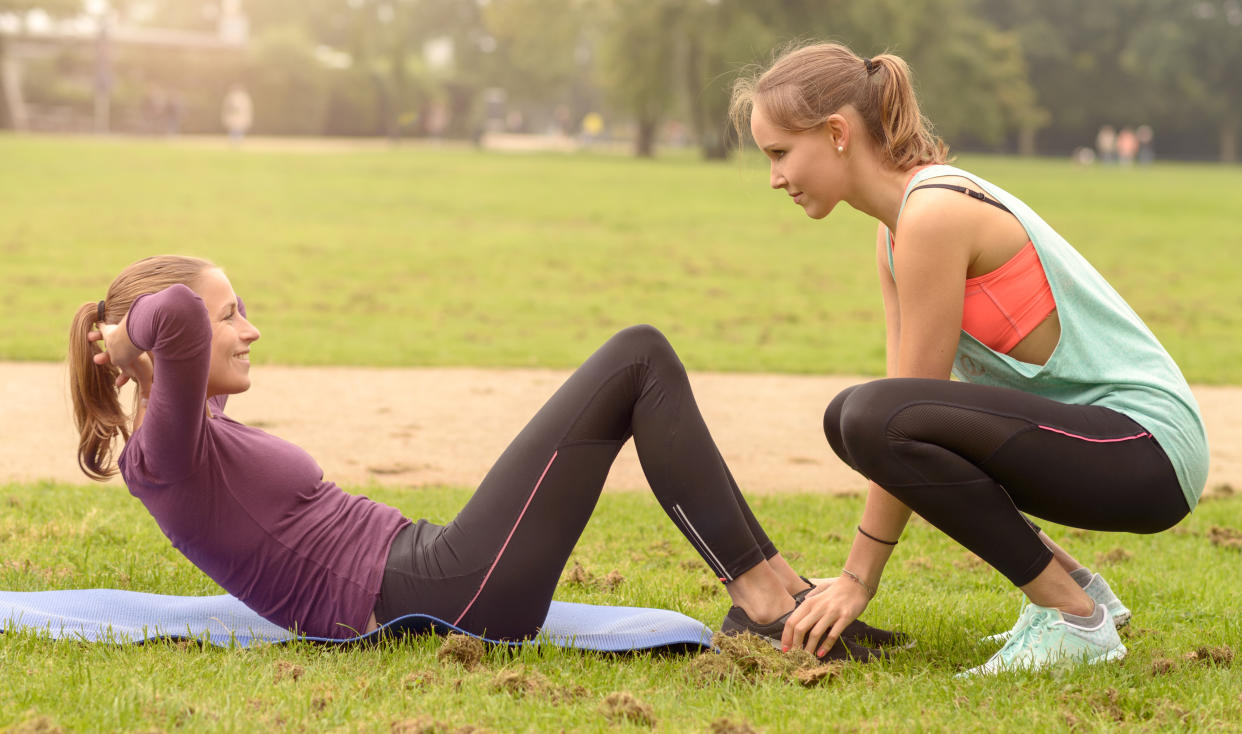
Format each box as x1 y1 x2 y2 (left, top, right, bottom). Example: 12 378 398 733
0 0 77 10
980 0 1158 154
398 0 492 138
315 0 440 139
127 0 484 137
596 0 679 157
480 0 591 113
901 4 1046 154
1127 0 1242 162
0 0 81 128
268 0 486 138
679 0 774 159
7 0 1232 158
758 0 1044 154
244 26 329 135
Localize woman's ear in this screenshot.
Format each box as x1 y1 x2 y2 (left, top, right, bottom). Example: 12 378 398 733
825 113 851 152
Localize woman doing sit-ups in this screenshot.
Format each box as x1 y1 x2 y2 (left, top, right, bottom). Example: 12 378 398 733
69 255 903 656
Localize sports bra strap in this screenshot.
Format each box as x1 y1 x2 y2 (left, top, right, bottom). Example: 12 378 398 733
909 183 1012 214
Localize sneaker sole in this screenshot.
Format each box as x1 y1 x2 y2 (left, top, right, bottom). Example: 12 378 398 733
1086 642 1128 665
718 607 788 650
958 643 1127 677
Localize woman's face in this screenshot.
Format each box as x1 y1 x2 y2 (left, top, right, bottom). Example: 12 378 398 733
194 268 260 398
750 103 847 219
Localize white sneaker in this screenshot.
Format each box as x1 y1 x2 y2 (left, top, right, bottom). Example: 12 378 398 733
1082 573 1131 628
982 573 1130 643
959 603 1127 676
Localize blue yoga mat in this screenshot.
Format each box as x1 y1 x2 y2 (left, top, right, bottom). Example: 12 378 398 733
0 589 714 653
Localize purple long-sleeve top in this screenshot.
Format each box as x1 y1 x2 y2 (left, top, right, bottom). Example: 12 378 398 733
117 284 410 639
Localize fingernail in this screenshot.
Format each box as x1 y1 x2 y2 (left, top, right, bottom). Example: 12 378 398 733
781 645 789 653
817 648 825 657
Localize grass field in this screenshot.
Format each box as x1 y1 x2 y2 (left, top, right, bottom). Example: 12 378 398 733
3 137 1240 731
2 135 1241 382
2 483 1240 732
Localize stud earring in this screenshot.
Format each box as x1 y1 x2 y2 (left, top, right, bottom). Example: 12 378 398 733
837 145 844 153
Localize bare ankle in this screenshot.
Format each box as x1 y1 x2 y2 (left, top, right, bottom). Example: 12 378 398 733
728 562 798 623
760 554 810 597
742 595 795 625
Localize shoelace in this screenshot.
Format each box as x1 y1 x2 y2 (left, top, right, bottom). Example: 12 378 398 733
998 608 1053 664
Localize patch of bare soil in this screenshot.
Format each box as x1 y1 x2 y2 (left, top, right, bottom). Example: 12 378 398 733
4 362 1241 497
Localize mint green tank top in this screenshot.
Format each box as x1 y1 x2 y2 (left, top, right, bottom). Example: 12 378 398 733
886 165 1208 509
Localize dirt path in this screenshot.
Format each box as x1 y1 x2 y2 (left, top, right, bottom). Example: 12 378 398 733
4 361 1238 497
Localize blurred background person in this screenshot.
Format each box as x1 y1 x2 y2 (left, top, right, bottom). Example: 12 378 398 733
1117 127 1139 166
221 84 253 144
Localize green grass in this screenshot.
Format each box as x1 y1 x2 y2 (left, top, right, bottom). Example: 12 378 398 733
2 135 1241 381
2 482 1240 732
4 137 1239 731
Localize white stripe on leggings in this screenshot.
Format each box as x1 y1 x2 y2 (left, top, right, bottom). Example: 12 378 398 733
673 503 732 582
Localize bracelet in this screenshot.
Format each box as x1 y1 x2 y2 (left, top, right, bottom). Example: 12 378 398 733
841 568 877 598
858 525 899 546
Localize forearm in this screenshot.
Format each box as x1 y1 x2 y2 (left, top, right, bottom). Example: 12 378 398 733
844 481 911 591
105 313 144 368
122 286 211 477
126 285 210 420
132 385 151 433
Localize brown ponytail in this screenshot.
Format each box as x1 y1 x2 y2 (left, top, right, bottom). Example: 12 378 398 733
69 301 128 480
68 255 214 481
731 42 949 170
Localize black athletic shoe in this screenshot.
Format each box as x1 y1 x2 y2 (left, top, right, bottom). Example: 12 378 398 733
841 618 915 649
718 606 884 662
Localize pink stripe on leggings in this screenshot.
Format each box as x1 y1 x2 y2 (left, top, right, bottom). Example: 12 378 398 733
453 450 558 627
1037 425 1151 443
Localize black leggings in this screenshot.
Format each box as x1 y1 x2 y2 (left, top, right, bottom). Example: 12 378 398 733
824 378 1189 586
373 325 777 639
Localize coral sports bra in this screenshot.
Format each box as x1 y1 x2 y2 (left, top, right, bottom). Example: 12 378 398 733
898 183 1057 354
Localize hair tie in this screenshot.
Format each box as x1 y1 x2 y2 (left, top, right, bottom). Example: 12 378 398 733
864 58 878 75
96 300 106 323
858 525 898 546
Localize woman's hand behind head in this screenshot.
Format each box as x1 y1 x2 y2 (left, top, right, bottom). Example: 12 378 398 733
89 322 153 393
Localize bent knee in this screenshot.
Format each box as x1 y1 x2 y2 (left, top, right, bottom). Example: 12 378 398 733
607 324 680 364
824 385 861 460
825 380 910 472
613 324 668 347
826 381 896 438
